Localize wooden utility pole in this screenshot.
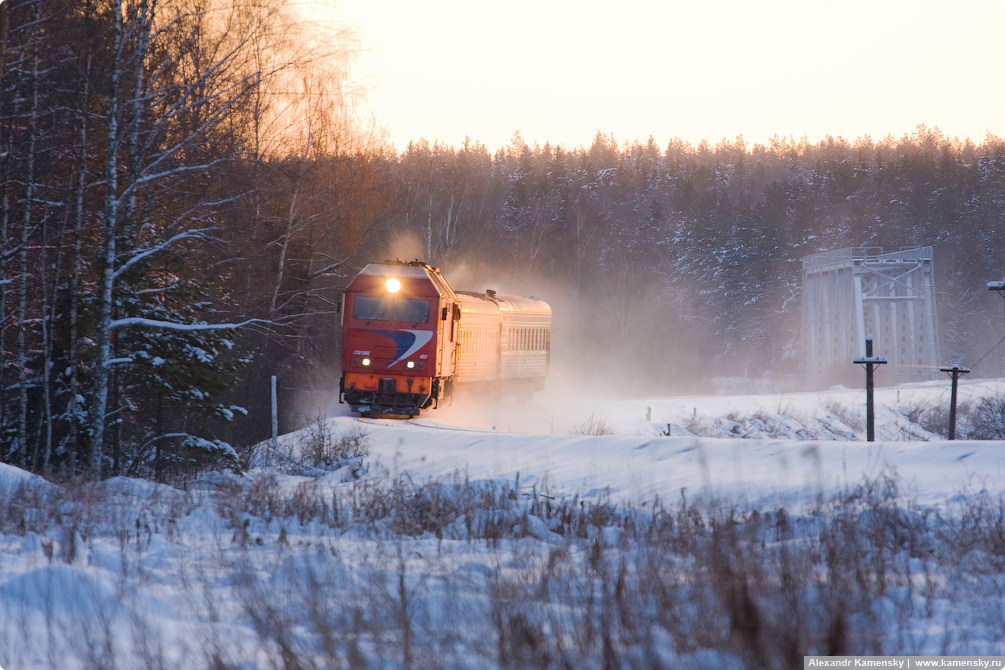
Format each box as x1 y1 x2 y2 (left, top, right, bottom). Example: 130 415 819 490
991 279 1005 330
853 337 887 442
939 363 970 440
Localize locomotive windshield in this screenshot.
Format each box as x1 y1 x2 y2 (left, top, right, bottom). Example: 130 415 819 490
353 295 430 323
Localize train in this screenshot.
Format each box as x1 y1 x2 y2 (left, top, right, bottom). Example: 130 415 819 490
339 260 552 418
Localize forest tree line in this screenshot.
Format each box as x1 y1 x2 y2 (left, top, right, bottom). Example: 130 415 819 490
3 0 1004 479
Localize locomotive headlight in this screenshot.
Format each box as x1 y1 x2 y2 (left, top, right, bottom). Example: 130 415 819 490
386 278 401 293
406 360 415 369
361 357 371 367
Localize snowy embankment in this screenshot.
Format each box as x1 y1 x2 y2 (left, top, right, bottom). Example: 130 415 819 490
337 416 1002 510
360 377 1005 506
2 381 1005 669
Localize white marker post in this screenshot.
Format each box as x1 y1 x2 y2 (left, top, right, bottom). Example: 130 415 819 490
270 375 278 466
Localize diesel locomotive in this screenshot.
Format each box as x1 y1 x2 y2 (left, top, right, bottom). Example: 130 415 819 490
339 260 551 418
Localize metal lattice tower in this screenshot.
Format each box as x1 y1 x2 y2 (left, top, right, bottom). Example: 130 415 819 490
802 246 939 382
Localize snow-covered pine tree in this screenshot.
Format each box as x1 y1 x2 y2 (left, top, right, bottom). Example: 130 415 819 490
110 260 248 478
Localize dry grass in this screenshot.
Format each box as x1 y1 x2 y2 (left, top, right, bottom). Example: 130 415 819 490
687 414 722 437
826 401 865 433
8 464 1005 668
568 413 615 436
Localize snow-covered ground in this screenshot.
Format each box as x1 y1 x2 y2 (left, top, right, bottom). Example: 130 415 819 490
368 377 1005 507
3 380 1005 669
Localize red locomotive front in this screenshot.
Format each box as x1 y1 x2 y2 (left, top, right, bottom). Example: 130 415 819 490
340 259 551 418
339 261 459 417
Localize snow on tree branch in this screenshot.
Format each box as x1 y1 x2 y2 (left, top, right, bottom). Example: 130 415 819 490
108 317 272 332
113 228 217 280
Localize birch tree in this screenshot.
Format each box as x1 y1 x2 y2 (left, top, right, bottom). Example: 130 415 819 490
0 0 382 476
83 0 381 478
227 54 389 418
0 0 75 471
396 138 493 267
85 0 289 476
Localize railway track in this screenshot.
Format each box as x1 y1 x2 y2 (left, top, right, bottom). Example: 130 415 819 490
354 416 498 433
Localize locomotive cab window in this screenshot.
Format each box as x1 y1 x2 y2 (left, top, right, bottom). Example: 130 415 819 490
396 297 431 323
353 295 391 321
353 295 430 323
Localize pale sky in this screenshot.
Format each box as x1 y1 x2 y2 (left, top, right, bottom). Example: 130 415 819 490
330 0 1005 153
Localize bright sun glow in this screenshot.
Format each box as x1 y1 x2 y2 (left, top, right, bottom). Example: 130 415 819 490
386 278 401 293
334 0 1005 152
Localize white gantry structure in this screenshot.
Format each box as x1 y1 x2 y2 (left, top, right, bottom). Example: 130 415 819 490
802 246 939 383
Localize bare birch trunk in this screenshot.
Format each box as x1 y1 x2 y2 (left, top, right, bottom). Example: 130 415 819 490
16 3 40 469
0 0 9 449
270 131 312 317
40 203 55 472
0 0 7 82
124 0 150 226
270 184 298 318
0 198 6 454
91 0 125 476
67 51 93 474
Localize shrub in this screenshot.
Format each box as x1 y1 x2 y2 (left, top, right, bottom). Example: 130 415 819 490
687 414 721 437
267 418 371 475
301 420 370 470
569 413 614 436
903 399 951 437
971 393 1005 440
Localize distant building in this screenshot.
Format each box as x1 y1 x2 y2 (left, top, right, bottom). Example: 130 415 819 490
802 247 939 383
